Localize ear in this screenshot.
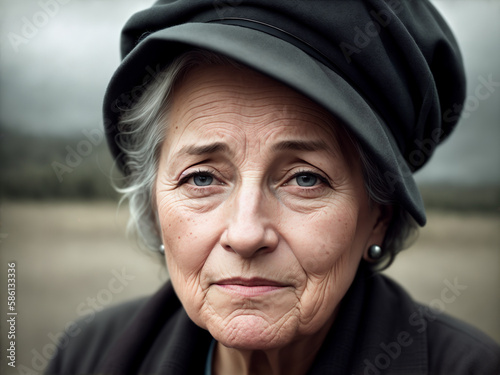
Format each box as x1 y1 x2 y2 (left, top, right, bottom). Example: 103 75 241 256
362 204 393 262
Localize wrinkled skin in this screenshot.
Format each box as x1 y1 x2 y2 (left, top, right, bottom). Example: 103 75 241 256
155 64 390 374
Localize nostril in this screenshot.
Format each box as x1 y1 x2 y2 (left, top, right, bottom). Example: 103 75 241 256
221 238 273 257
219 209 279 257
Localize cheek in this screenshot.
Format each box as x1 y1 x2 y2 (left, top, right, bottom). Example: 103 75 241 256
285 207 360 276
157 198 220 285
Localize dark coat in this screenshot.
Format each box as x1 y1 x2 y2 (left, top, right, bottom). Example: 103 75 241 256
46 266 500 374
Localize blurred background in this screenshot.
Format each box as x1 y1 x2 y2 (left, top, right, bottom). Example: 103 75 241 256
0 1 499 374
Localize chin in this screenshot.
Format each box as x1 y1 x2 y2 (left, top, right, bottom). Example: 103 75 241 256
209 315 298 351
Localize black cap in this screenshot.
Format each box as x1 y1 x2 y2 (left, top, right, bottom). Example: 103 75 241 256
103 0 466 226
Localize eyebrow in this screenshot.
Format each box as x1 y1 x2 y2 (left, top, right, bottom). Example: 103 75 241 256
271 140 330 153
174 139 331 160
177 142 232 156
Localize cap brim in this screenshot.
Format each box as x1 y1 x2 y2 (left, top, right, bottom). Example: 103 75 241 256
103 22 425 225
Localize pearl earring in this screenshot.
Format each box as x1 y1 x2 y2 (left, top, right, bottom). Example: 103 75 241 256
368 244 383 260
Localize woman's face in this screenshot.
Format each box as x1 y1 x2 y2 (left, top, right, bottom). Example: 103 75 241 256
155 64 389 350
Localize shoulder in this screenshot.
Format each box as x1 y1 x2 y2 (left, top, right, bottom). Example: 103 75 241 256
426 311 500 374
45 296 149 374
46 282 211 375
372 273 500 374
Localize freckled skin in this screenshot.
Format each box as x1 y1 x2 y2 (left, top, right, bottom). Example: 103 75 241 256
155 64 391 375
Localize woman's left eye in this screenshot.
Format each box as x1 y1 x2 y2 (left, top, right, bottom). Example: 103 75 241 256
190 174 214 186
295 174 318 187
182 171 220 187
286 172 326 187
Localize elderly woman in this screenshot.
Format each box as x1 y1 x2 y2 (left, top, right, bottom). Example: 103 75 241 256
47 1 500 374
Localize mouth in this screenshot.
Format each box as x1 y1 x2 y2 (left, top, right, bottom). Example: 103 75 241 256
214 278 290 297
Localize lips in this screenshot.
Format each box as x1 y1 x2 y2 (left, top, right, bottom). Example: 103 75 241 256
217 277 285 287
214 277 289 297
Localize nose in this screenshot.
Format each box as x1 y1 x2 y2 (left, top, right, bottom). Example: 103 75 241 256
221 185 279 258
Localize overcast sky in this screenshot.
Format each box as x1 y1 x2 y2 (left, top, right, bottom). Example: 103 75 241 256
0 0 499 185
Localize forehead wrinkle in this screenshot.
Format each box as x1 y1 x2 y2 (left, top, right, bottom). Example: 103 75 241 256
271 139 329 153
167 63 350 171
280 103 338 128
178 77 335 127
165 125 245 172
181 76 311 110
178 100 287 128
181 96 306 121
251 121 344 166
182 81 288 105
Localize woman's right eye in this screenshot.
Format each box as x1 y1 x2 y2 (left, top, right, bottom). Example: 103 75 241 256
176 169 227 199
189 173 214 186
178 170 223 189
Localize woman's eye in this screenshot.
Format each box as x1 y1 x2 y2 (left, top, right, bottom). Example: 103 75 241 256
286 172 326 187
295 174 318 187
190 173 214 186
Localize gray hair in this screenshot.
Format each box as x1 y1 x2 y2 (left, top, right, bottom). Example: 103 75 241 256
115 49 418 269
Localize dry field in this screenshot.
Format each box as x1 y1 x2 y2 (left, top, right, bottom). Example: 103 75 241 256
1 201 499 374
